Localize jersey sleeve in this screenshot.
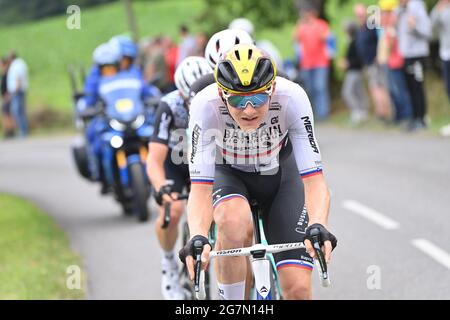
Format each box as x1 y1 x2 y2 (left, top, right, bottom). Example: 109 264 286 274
286 83 324 179
187 89 219 185
150 101 173 146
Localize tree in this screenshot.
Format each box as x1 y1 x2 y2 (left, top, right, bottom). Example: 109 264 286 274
197 0 298 34
0 0 117 25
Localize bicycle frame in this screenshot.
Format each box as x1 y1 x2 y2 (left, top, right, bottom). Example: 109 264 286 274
193 201 331 300
197 242 301 300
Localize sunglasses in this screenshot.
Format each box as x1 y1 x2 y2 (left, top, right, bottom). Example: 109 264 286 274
226 92 270 110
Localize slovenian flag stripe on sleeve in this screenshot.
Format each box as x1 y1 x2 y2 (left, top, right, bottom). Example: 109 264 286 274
300 168 323 179
191 179 214 185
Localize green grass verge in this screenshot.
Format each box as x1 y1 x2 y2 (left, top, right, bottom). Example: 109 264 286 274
0 0 448 136
0 193 84 299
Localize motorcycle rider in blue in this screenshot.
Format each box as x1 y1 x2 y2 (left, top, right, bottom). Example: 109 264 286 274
80 37 160 193
78 42 121 190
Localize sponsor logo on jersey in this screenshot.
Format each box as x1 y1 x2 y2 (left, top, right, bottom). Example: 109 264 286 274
222 124 283 152
190 124 202 163
269 102 281 111
271 116 279 125
295 205 308 234
301 116 319 154
219 105 228 115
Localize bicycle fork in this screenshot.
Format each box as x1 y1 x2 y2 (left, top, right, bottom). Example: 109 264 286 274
250 201 274 300
251 256 273 300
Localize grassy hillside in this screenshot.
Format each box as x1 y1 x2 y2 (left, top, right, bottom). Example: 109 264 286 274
0 0 448 131
0 0 205 114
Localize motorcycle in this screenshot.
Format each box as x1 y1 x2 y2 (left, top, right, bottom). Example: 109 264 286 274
71 71 158 222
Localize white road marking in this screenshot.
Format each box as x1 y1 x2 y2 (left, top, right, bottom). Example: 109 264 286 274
411 239 450 270
342 200 400 230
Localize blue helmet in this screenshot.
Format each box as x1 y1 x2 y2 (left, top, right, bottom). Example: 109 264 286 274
92 42 121 66
109 35 138 59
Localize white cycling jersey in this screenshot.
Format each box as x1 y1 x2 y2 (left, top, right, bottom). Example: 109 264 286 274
188 77 323 185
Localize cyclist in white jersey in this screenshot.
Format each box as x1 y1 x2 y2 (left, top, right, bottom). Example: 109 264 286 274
179 44 337 300
147 56 212 300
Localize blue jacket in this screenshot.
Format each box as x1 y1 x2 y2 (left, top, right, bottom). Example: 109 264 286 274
83 65 101 107
84 64 160 107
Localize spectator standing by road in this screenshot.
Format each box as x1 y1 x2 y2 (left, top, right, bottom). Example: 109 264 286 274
340 21 370 125
431 0 450 102
192 31 208 57
7 51 28 137
378 0 413 125
164 37 178 92
396 0 432 131
294 6 331 120
431 0 450 136
144 37 171 93
176 25 196 65
354 3 392 123
1 56 14 138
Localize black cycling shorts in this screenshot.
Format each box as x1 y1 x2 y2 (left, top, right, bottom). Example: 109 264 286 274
163 149 190 194
212 153 314 272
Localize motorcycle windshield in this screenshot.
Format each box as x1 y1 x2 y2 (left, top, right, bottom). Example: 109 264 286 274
99 73 144 123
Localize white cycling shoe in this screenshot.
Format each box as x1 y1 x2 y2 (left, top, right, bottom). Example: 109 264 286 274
161 259 185 300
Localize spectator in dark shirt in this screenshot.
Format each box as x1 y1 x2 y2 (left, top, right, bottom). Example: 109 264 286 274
1 56 15 138
354 3 392 122
340 21 370 124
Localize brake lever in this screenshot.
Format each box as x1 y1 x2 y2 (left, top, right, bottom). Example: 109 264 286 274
310 228 331 287
161 201 171 229
193 240 203 293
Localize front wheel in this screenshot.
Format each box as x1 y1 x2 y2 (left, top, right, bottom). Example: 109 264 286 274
128 162 150 222
121 200 134 216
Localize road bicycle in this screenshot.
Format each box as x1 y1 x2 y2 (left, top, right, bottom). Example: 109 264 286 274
193 199 331 300
160 192 216 300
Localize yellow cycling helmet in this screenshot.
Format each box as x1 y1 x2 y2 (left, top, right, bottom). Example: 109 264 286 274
215 44 277 94
379 0 398 11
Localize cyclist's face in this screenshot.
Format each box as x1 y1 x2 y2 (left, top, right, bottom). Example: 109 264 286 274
226 98 270 131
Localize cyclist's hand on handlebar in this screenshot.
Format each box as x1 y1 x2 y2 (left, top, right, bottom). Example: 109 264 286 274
178 235 212 281
154 184 174 206
304 223 338 264
162 194 174 204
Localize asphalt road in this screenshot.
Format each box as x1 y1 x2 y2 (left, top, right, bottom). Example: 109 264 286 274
1 125 449 300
